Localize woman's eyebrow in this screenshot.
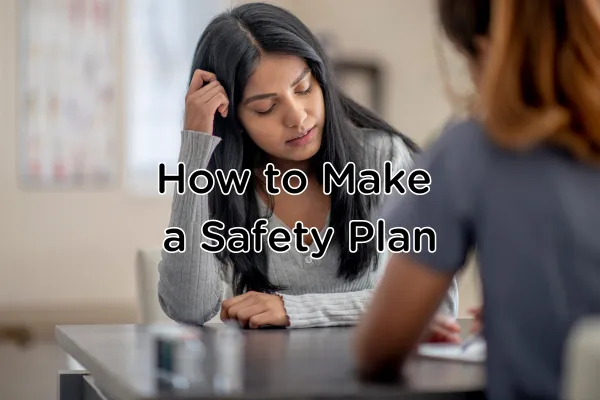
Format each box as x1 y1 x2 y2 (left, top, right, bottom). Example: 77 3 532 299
290 68 311 87
243 68 311 105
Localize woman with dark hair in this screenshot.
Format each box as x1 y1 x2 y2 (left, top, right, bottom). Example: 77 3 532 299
355 0 600 399
158 2 459 333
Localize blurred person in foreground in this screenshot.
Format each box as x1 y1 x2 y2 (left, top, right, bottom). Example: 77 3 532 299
354 0 600 399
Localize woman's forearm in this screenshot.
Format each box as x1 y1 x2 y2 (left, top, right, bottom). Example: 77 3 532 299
279 276 457 329
279 289 374 328
157 130 226 325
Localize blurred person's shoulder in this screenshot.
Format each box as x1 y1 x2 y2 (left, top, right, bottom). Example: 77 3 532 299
434 117 492 156
422 117 496 173
413 118 493 208
430 116 569 172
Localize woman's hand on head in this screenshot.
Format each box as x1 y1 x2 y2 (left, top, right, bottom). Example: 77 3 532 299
424 313 461 343
220 291 290 329
184 69 230 134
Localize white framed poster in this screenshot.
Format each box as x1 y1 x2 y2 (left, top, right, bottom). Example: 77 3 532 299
17 0 119 189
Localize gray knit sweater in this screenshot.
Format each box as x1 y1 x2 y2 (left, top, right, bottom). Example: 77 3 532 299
158 129 459 328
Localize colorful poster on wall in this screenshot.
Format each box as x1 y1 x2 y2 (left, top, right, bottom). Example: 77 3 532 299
18 0 119 189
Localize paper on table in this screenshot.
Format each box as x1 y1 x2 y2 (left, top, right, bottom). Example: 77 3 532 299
417 338 486 363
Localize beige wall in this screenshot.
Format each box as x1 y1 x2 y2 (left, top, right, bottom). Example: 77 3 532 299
0 0 480 322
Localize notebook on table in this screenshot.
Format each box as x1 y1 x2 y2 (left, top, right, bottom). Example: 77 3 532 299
417 337 486 363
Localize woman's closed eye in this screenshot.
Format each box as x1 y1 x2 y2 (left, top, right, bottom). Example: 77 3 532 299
296 84 312 96
255 104 276 115
253 85 313 115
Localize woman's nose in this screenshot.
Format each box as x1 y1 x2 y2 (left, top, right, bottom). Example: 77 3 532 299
283 101 308 129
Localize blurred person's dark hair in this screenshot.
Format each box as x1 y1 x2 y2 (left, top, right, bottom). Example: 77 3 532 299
438 0 600 164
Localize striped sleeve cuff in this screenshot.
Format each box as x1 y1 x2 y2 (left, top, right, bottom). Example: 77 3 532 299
278 290 373 329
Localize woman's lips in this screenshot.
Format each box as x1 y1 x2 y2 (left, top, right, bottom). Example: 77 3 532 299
286 126 316 146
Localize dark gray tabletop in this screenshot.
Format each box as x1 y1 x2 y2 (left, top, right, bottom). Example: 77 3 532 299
56 324 486 400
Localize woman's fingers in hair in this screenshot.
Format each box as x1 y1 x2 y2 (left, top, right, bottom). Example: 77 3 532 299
183 79 230 131
188 80 221 99
187 69 217 95
200 82 229 117
209 93 229 118
187 80 230 118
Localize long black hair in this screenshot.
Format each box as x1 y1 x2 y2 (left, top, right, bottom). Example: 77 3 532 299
189 2 419 295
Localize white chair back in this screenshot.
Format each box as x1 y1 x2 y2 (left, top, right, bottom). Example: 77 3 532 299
135 248 225 324
562 316 600 400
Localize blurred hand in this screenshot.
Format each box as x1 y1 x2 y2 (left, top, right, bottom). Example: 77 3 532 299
183 69 229 134
468 306 483 334
220 291 290 329
425 314 461 343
